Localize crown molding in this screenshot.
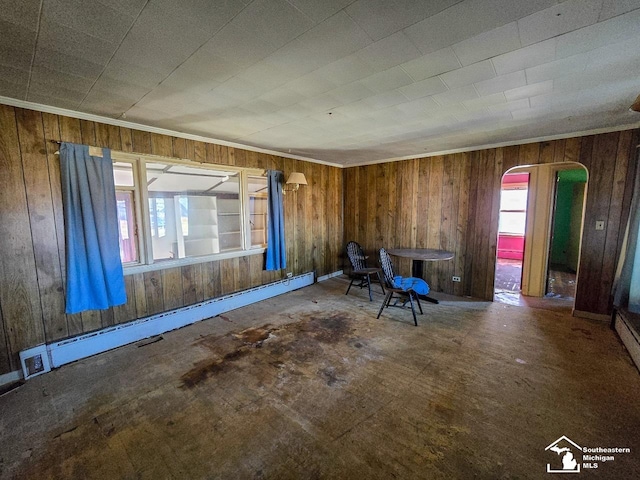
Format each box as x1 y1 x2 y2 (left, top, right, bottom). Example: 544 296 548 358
0 96 343 168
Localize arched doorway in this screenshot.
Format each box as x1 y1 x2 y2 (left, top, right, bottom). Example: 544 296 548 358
494 162 588 307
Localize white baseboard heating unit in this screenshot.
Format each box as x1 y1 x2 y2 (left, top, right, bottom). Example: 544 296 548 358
19 272 314 380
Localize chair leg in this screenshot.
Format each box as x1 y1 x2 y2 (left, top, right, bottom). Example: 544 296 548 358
366 274 373 301
375 271 385 295
416 293 423 314
345 277 356 295
408 294 418 326
377 291 392 319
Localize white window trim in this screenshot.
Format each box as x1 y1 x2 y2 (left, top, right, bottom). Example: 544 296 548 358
112 151 267 275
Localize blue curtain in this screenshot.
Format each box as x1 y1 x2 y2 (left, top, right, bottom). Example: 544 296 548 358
614 150 640 313
60 143 126 314
265 170 286 270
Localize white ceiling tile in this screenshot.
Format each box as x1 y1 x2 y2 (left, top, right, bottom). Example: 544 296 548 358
463 92 506 110
204 24 278 69
487 98 530 113
329 82 376 104
398 76 448 101
159 68 219 95
101 59 166 90
210 76 268 102
453 22 521 66
400 47 461 82
491 38 556 75
362 90 410 110
474 70 526 96
346 0 460 41
33 45 104 79
0 21 36 70
236 61 291 90
555 8 640 58
356 31 422 71
0 0 40 29
297 93 342 113
394 97 441 117
42 0 136 45
90 76 150 100
239 99 280 115
405 0 557 55
598 0 640 21
152 0 246 37
439 60 495 89
316 56 376 86
259 87 307 107
266 12 372 77
504 80 553 101
229 0 314 51
518 0 602 47
0 77 26 100
38 19 117 65
432 85 478 105
525 52 589 84
360 67 414 93
285 0 354 23
26 92 82 110
284 73 337 97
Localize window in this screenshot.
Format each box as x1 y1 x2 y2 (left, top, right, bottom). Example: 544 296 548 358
498 185 528 235
113 153 268 271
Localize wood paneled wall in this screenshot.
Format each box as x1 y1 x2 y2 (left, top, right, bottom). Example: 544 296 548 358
344 130 639 314
0 105 343 375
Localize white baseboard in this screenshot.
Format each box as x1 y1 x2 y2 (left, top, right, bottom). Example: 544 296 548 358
18 272 315 379
317 270 343 282
572 309 610 322
615 311 640 372
0 370 23 388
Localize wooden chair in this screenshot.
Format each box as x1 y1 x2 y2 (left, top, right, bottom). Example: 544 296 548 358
345 241 385 301
377 247 423 326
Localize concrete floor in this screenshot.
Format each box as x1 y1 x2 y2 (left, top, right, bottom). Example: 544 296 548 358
2 277 640 479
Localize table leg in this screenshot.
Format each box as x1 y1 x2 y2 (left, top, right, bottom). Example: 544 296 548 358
412 260 440 304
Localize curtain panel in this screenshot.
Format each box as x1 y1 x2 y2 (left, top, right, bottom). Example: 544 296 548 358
265 170 286 271
59 143 126 314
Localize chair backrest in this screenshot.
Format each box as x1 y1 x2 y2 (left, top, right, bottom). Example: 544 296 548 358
378 248 396 287
346 241 368 271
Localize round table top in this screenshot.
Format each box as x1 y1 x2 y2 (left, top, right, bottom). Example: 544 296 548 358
387 248 454 261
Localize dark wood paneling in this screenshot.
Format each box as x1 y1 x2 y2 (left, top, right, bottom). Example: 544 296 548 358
344 130 639 313
0 106 45 369
15 109 68 342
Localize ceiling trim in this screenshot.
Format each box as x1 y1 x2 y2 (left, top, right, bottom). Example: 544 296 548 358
2 96 639 169
346 121 640 168
0 96 342 168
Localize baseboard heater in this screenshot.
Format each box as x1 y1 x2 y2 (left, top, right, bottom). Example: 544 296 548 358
614 309 640 372
19 272 314 380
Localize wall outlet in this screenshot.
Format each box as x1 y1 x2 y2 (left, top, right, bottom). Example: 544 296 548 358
286 272 293 278
452 276 461 282
595 220 605 231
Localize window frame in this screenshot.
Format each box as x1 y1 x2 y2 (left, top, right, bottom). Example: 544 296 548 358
112 151 267 275
498 182 528 236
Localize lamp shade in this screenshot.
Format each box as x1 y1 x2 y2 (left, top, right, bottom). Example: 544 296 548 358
286 172 308 186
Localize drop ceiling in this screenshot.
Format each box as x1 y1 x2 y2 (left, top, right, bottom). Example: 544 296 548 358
2 0 640 167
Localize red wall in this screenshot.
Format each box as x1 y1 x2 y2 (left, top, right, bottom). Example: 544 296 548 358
497 234 524 260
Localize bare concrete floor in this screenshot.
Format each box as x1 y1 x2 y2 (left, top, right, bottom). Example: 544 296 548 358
2 277 640 479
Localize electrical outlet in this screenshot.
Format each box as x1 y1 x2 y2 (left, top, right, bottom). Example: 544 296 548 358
452 276 461 282
595 220 605 231
286 272 293 278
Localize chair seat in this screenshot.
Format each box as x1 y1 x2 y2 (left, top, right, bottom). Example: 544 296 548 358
353 267 382 275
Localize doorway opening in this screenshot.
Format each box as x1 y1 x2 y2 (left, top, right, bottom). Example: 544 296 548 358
494 172 529 304
493 163 588 309
546 168 587 301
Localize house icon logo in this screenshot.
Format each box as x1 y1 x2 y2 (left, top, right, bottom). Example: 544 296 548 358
545 436 582 473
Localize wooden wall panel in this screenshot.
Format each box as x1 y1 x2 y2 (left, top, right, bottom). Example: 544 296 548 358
0 104 345 376
344 130 639 316
0 106 45 370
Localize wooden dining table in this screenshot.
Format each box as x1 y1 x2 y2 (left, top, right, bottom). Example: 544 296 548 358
386 248 454 304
